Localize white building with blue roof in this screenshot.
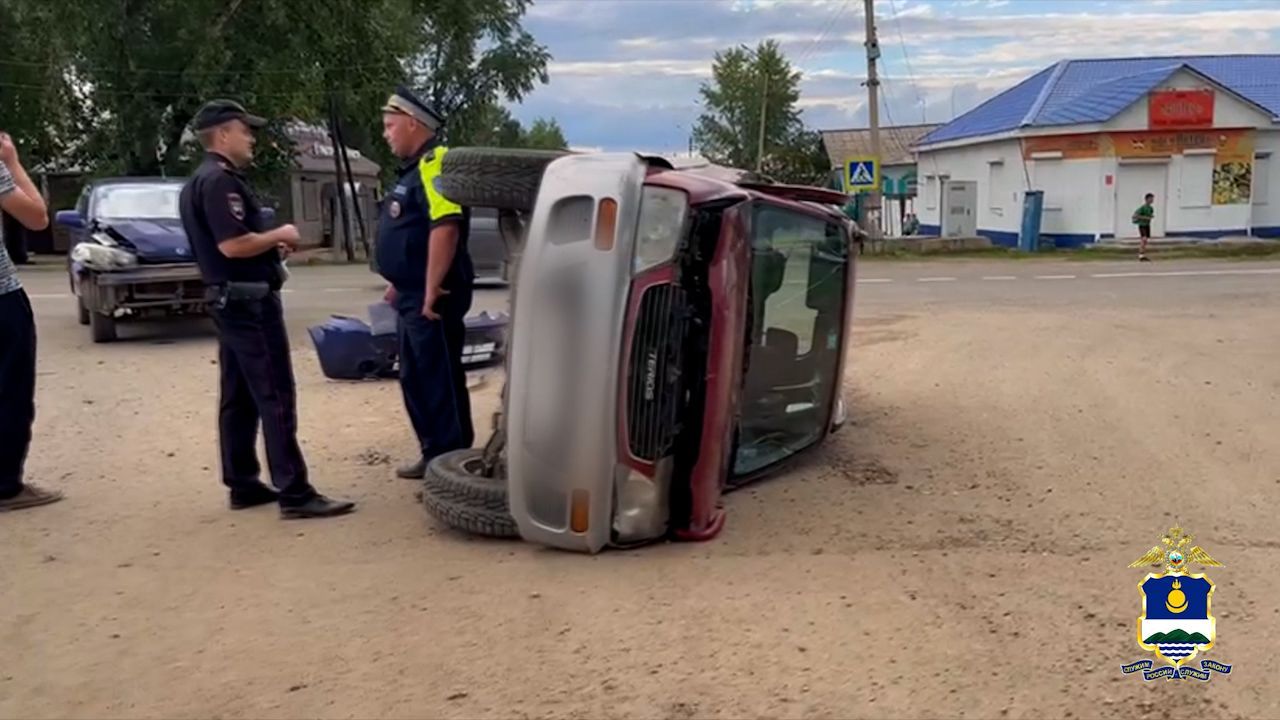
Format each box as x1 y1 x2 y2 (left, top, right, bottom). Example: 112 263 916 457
912 55 1280 247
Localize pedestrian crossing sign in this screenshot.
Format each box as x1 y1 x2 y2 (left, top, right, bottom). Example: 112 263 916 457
845 156 880 193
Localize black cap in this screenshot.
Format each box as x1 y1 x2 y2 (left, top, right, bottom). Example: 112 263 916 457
382 85 445 130
192 99 267 132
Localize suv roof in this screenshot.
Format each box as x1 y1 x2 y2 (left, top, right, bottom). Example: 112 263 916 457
648 168 852 224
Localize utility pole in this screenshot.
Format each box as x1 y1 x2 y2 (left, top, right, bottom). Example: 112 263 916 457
862 0 884 240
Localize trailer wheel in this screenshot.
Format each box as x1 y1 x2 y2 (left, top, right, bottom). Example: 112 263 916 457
437 147 567 212
421 449 518 539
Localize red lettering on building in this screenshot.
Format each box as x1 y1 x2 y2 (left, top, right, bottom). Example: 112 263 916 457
1149 90 1214 129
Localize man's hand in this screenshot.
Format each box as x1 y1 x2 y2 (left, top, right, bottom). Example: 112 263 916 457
273 223 302 250
422 285 450 321
0 132 18 166
383 284 398 305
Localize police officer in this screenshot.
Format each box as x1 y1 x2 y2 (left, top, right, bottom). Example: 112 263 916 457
179 99 355 519
375 86 475 479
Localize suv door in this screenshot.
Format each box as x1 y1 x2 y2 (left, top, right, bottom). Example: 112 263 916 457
731 201 851 482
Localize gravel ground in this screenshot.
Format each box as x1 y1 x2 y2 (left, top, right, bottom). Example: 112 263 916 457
2 261 1276 719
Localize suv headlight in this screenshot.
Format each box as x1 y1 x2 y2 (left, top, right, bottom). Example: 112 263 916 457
632 187 689 274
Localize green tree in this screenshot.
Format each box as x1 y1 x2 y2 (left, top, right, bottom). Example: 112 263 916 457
411 0 551 149
693 40 831 184
522 118 568 150
0 0 550 188
454 102 526 148
0 1 76 166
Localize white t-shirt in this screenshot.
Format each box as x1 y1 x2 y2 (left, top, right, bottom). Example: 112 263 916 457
0 161 20 295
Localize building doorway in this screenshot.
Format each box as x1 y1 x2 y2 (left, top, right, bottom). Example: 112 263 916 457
1114 162 1168 239
942 180 977 237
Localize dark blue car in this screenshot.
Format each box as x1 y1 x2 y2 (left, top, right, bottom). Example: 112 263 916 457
56 178 207 342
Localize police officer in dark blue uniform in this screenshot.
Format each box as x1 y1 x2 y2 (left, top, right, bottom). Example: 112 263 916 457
179 99 355 519
376 87 475 479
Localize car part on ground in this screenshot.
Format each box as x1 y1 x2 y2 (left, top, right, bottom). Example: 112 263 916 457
307 303 509 381
421 449 520 539
436 148 567 212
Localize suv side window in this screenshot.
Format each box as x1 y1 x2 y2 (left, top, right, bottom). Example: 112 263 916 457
734 202 849 477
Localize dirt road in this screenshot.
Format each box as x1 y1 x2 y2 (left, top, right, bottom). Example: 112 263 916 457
3 260 1277 719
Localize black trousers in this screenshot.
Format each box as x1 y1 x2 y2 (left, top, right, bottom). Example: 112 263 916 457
396 293 475 459
0 289 36 499
209 292 316 505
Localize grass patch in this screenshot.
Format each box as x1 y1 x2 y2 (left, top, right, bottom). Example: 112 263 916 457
860 242 1280 262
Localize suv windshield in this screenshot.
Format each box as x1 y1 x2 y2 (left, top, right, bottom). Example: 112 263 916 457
96 185 183 220
734 202 849 476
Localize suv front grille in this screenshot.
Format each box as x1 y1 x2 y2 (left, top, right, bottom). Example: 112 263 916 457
625 283 687 462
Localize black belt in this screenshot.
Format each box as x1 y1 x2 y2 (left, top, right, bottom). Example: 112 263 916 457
205 281 274 308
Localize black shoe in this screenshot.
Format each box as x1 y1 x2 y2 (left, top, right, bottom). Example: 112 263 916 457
229 483 280 510
279 495 356 519
396 458 427 479
1139 254 1152 262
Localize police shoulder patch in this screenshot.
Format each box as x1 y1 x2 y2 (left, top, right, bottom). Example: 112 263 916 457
389 200 402 219
228 193 245 221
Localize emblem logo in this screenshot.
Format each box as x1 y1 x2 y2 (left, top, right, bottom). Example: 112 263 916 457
1120 525 1232 682
389 200 402 219
228 193 245 221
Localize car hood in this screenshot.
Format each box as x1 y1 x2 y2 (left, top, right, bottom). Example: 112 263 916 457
101 218 194 264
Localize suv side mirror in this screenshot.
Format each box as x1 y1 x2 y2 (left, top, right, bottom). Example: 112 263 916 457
55 210 85 230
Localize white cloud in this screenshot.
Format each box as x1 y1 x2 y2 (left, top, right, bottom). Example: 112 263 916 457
548 59 712 78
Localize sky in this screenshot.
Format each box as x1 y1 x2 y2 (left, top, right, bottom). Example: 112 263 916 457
509 0 1280 153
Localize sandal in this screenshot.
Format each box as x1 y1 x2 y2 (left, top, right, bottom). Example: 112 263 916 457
0 484 65 512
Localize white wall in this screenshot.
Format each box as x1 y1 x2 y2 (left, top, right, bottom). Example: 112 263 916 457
1029 157 1105 237
1251 130 1280 232
917 138 1025 235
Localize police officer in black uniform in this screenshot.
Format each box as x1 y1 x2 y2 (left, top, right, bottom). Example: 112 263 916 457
376 87 475 479
179 99 355 519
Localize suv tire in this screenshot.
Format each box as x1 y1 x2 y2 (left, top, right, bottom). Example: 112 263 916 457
437 148 567 212
422 449 519 539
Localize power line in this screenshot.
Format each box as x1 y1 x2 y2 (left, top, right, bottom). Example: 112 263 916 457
885 0 927 124
0 79 394 101
795 0 850 68
0 56 401 78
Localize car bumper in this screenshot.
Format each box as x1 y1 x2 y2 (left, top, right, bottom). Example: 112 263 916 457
84 263 204 287
505 153 649 554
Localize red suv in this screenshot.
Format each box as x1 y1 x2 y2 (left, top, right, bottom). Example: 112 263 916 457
420 149 860 553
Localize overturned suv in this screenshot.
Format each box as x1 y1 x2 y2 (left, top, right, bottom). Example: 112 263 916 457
421 149 862 553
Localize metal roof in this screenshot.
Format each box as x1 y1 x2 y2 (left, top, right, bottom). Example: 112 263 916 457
820 123 940 167
919 55 1280 147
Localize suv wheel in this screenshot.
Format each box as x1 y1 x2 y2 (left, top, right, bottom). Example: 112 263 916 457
437 148 567 212
421 449 518 538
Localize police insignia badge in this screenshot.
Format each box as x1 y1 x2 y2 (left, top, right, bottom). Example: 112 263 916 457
389 200 402 219
228 193 245 221
1120 525 1232 682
